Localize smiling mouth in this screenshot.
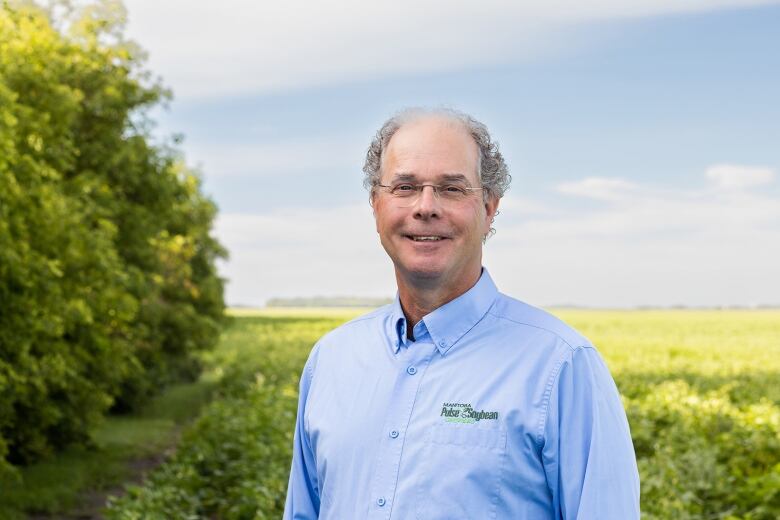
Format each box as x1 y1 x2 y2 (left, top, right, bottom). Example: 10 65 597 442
405 235 447 242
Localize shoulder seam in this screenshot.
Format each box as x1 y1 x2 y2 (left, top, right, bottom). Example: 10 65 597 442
338 310 387 329
488 311 579 350
315 313 383 342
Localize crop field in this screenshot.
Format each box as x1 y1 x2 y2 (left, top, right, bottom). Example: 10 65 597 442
107 309 780 519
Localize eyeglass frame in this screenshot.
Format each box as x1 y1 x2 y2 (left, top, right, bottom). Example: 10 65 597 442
374 182 486 203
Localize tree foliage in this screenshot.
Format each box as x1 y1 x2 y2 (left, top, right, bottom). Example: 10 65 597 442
0 0 227 472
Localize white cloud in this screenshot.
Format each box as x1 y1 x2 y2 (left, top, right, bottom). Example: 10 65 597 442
542 167 779 237
556 177 639 200
123 0 779 100
705 164 776 189
181 135 365 178
214 169 780 308
214 205 395 306
496 196 556 215
485 169 780 307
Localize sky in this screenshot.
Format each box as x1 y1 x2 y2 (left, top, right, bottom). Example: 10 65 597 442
123 0 780 308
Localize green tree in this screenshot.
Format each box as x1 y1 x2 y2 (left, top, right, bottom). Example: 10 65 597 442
0 0 226 472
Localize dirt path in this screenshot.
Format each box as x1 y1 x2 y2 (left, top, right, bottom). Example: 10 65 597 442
28 432 180 520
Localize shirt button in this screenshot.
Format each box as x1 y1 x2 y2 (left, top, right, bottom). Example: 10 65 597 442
390 430 399 438
377 497 386 507
406 366 417 375
439 339 447 347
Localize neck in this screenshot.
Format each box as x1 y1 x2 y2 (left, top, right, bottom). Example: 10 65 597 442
396 266 482 339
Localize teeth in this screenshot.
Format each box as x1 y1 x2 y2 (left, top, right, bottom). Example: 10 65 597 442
411 236 442 241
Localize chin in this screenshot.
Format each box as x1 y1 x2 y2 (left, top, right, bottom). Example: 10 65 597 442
398 260 448 281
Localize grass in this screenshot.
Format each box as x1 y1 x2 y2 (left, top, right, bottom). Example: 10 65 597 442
105 310 780 519
553 309 780 403
0 379 217 519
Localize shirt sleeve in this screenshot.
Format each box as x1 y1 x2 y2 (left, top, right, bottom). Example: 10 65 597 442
541 345 640 519
283 345 321 520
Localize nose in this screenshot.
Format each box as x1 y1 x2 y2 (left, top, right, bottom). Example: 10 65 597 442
413 185 440 220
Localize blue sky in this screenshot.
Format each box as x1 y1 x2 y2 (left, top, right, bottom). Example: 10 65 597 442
126 0 780 307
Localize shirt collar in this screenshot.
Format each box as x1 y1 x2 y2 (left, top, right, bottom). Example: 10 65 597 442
386 268 499 356
388 295 408 353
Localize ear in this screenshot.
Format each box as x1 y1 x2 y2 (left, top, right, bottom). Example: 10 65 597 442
483 195 500 232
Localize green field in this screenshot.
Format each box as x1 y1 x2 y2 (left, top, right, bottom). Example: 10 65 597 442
103 309 779 519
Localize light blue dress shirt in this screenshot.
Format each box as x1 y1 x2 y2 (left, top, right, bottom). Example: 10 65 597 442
284 269 640 519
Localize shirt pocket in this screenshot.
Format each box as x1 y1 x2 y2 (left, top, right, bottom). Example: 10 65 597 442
415 423 507 520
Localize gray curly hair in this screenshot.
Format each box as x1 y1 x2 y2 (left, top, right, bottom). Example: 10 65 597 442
362 107 511 201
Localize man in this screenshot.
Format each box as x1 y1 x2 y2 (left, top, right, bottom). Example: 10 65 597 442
283 108 640 519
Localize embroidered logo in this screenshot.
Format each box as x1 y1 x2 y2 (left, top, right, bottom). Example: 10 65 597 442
440 402 499 424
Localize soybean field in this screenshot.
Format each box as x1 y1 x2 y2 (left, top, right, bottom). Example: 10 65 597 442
106 309 780 519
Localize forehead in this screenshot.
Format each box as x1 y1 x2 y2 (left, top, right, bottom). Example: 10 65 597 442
382 116 480 183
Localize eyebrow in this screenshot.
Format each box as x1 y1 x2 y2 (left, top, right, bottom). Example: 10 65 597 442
389 172 471 183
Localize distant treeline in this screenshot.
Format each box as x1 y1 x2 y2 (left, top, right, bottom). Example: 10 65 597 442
0 2 226 473
265 297 393 308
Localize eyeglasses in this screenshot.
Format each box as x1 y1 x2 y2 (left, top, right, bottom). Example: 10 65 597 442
375 182 484 204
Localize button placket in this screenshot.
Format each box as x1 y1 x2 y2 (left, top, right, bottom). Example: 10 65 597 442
366 344 435 519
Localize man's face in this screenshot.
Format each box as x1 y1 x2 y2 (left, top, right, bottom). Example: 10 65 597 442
372 116 499 288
